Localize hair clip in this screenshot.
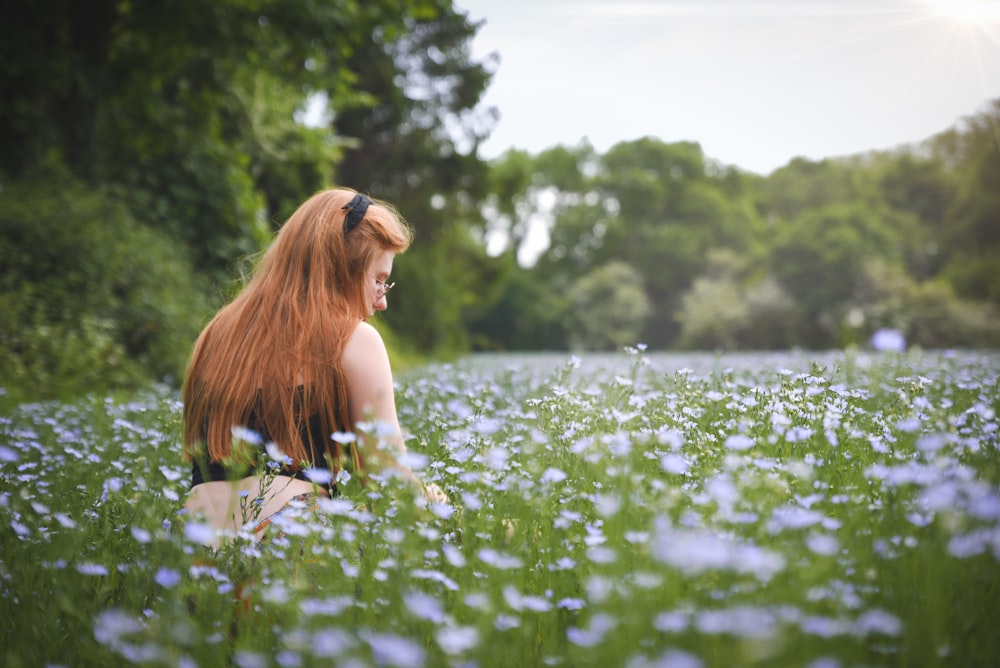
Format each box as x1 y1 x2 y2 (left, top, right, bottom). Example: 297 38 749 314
342 193 371 234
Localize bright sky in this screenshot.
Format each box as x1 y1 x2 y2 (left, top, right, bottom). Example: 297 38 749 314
456 0 1000 175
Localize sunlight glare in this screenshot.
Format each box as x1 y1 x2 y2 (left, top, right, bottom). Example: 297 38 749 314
920 0 1000 26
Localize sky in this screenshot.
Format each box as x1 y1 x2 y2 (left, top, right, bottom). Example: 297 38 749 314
455 0 1000 175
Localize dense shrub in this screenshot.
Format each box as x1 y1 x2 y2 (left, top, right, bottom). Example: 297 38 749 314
567 261 650 351
0 172 210 400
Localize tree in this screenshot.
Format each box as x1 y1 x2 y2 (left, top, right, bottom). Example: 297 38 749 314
0 171 208 399
566 262 651 351
934 101 1000 303
465 255 571 351
594 139 763 346
757 156 876 222
875 152 956 280
331 1 498 352
0 0 499 397
770 204 900 346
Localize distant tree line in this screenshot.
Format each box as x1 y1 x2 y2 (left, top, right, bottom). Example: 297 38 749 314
1 1 998 400
470 107 1000 352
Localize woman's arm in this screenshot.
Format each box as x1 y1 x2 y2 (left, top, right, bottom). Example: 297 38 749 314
342 321 447 502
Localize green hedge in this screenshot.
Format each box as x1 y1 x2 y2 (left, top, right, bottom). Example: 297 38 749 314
0 172 210 400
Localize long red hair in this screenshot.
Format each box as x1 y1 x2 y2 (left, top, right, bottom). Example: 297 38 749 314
181 188 413 473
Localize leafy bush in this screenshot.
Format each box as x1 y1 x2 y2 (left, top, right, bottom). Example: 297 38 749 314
853 260 1000 349
0 172 210 400
567 262 650 351
676 275 748 350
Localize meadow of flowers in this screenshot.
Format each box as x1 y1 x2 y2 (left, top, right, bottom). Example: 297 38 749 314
2 348 999 667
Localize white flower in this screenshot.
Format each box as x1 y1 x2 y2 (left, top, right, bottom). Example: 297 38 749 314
311 629 356 658
871 328 906 352
234 651 268 668
806 533 840 556
183 521 216 546
653 611 690 633
93 608 143 646
76 563 109 576
477 547 523 570
303 468 334 485
436 626 480 655
331 431 357 444
651 528 785 581
724 434 755 451
131 527 152 544
503 585 552 612
398 451 428 471
567 613 616 647
360 632 426 668
541 467 568 484
265 442 291 464
404 590 445 623
299 596 353 617
852 609 902 637
660 453 689 475
230 426 263 445
557 598 586 610
429 502 455 519
695 606 777 638
768 505 827 533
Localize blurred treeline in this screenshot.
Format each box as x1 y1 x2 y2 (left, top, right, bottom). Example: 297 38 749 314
479 111 1000 353
1 1 998 401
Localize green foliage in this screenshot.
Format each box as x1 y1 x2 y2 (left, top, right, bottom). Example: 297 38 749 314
486 102 1000 351
517 138 766 349
854 261 1000 348
675 250 750 350
758 156 875 221
676 252 799 351
875 153 956 280
676 275 748 351
2 351 1000 666
739 276 799 349
330 0 498 355
930 101 1000 300
768 204 901 346
383 232 500 355
566 262 650 351
467 258 571 350
1 0 500 393
0 171 209 400
3 0 998 376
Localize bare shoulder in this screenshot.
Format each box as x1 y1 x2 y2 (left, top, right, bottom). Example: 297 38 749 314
342 320 398 424
343 321 391 376
344 320 388 358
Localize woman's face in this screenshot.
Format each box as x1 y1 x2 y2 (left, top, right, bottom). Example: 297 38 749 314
365 249 396 318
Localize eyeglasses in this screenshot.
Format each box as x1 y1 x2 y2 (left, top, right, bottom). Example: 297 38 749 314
374 278 395 296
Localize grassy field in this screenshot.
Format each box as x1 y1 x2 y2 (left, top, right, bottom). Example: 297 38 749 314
2 349 999 667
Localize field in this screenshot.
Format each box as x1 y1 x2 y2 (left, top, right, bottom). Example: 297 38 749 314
2 349 999 667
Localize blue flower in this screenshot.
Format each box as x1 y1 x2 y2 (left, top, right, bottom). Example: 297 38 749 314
154 568 181 588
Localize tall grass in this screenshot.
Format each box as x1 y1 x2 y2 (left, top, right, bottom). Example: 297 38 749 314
2 349 998 667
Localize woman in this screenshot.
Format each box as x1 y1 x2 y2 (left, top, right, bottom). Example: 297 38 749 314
182 188 445 543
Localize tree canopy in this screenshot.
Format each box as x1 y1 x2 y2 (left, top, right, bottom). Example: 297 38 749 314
2 1 997 400
472 102 1000 352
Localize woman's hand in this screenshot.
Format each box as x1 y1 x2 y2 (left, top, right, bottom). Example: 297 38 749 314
422 481 450 505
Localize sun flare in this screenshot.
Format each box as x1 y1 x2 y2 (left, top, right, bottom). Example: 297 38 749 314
918 0 1000 27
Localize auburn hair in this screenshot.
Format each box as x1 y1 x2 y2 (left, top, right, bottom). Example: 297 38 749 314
181 188 413 474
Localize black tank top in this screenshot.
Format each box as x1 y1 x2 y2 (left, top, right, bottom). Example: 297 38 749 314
190 400 339 494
